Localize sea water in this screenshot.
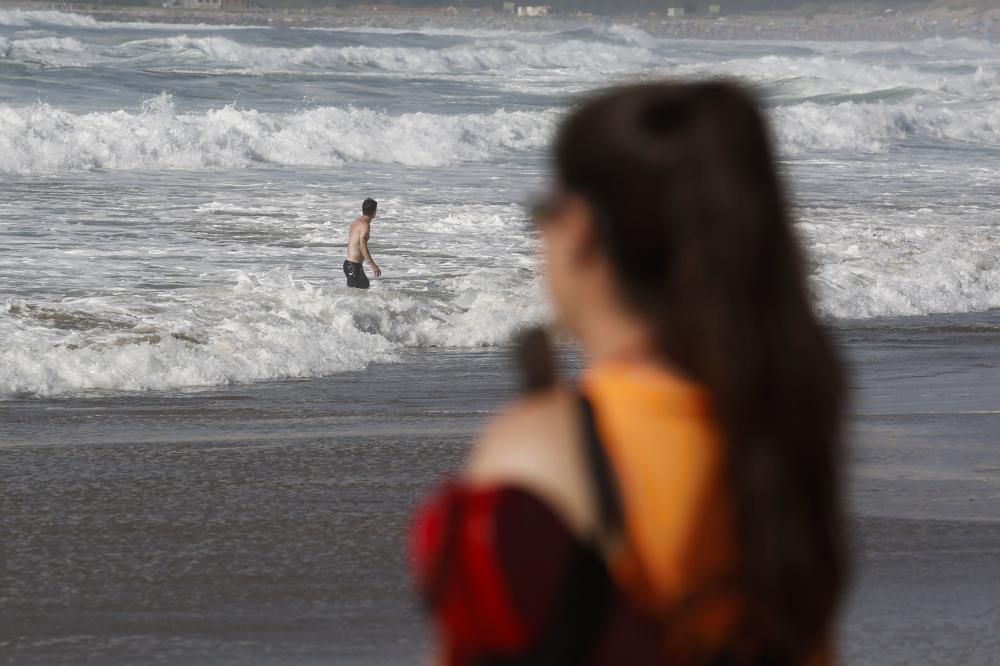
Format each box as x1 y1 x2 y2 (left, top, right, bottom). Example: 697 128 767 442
2 10 999 398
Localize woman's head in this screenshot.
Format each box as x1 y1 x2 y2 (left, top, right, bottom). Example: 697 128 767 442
537 81 792 351
537 81 846 661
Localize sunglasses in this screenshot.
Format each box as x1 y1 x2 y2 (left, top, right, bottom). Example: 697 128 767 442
527 190 614 238
527 190 569 229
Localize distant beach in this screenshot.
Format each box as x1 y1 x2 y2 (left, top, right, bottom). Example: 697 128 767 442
3 0 999 41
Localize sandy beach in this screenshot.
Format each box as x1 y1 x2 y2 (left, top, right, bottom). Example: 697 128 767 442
3 311 999 664
3 0 999 41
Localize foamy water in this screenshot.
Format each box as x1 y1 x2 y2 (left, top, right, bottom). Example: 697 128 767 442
2 11 998 397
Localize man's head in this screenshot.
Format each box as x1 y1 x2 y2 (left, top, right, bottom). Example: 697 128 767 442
362 198 378 219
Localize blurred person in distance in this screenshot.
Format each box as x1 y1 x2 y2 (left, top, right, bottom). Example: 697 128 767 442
410 81 846 665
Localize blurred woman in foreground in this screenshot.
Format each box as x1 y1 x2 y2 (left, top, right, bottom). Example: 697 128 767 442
410 81 846 665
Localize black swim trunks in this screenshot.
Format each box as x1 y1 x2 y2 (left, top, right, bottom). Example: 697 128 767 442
344 260 370 290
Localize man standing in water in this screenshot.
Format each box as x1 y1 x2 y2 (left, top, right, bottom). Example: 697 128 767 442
344 198 381 289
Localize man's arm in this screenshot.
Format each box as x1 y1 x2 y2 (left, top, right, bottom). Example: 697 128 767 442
359 225 381 277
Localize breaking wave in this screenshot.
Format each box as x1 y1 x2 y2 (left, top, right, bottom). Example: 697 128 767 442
120 34 656 75
4 92 998 175
0 31 657 74
776 100 1000 153
801 212 1000 320
0 8 255 31
0 8 102 29
1 266 545 398
0 96 556 173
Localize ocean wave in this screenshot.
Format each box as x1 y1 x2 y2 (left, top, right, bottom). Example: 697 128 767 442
683 54 1000 100
0 8 256 31
132 34 656 74
0 35 90 65
0 8 101 28
3 93 995 175
303 24 549 39
1 31 657 74
776 100 1000 153
802 211 1000 319
0 266 545 398
605 24 663 48
6 28 996 99
816 36 1000 60
0 96 557 173
556 24 661 48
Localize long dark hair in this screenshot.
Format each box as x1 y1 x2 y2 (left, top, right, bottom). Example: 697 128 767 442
554 81 845 662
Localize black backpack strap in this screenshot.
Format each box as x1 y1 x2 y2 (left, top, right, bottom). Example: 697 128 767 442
577 393 625 547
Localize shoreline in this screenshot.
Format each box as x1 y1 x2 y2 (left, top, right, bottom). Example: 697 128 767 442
2 308 999 404
2 1 998 42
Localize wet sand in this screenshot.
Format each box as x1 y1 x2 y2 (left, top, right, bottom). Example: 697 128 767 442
837 313 1000 664
2 311 1000 664
0 350 511 664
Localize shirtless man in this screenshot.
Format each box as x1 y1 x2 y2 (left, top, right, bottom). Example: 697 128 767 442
343 198 381 289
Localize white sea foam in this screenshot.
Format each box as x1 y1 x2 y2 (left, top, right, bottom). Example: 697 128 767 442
7 200 1000 397
0 31 657 74
0 96 557 173
678 54 1000 100
123 34 657 75
3 92 996 176
776 100 1000 153
0 8 101 28
801 209 1000 319
814 36 1000 60
304 24 553 39
604 24 660 48
0 265 545 398
0 8 255 31
6 28 995 102
1 35 90 65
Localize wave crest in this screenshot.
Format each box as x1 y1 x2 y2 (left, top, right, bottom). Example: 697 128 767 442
1 31 657 74
0 96 557 173
776 100 1000 153
0 8 101 28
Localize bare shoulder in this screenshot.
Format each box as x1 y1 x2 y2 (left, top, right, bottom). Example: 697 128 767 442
465 385 593 535
470 388 574 462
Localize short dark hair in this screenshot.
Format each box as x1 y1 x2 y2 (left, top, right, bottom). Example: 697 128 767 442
362 198 377 216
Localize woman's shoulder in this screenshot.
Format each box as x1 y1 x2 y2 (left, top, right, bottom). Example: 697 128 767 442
470 386 577 464
465 385 596 538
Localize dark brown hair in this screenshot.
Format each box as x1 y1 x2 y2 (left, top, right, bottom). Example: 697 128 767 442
554 81 845 662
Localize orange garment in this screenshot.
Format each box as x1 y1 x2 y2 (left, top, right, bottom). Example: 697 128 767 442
581 361 739 647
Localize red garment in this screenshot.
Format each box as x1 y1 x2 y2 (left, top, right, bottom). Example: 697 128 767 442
410 483 665 666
